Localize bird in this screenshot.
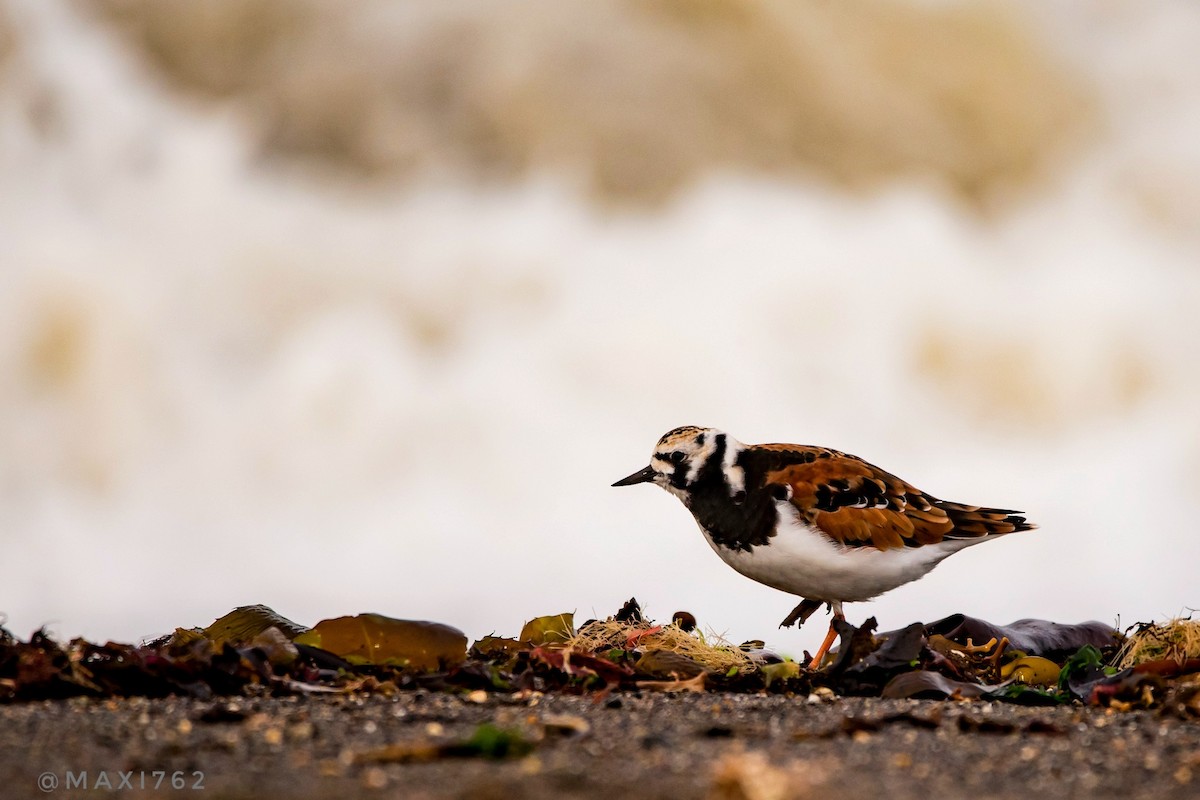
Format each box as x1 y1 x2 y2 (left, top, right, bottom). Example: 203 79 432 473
612 426 1035 668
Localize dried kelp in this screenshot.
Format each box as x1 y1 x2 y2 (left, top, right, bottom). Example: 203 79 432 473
3 601 1195 712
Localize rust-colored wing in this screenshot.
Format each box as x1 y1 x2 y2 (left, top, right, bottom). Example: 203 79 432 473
756 444 1034 551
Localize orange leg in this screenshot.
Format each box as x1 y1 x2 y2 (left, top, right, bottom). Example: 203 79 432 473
807 611 845 669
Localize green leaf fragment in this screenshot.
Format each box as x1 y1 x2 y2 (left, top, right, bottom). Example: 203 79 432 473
461 724 533 759
1058 644 1105 691
761 661 801 687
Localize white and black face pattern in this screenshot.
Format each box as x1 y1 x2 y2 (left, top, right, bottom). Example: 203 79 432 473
647 426 716 494
651 426 747 498
612 426 747 499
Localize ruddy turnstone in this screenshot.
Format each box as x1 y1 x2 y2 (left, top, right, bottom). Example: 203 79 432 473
613 426 1035 667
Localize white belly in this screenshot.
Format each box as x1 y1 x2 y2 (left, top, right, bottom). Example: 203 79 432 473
699 501 979 603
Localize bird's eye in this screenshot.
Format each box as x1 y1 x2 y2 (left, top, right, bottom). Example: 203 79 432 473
669 451 687 464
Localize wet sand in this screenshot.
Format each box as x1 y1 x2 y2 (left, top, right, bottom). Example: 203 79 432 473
3 692 1198 799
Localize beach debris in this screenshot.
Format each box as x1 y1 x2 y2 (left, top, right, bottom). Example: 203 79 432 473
356 723 532 763
1117 618 1200 668
518 614 575 647
294 614 467 670
7 600 1194 711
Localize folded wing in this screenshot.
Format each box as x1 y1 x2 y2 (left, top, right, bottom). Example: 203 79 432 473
756 444 1035 551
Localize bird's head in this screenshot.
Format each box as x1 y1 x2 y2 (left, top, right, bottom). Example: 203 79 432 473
612 426 743 499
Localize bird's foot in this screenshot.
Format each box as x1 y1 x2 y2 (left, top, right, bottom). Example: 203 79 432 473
778 598 823 629
807 612 846 670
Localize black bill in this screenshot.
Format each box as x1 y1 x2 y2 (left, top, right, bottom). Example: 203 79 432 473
612 465 656 487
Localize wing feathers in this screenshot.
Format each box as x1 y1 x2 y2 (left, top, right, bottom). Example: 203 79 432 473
759 446 1034 551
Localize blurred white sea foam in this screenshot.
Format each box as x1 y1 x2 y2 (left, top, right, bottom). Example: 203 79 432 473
0 0 1198 652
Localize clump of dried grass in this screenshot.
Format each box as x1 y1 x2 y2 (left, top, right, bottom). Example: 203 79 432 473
567 619 755 675
1117 618 1200 669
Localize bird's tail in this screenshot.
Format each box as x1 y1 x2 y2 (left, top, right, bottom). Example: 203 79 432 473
937 501 1036 539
